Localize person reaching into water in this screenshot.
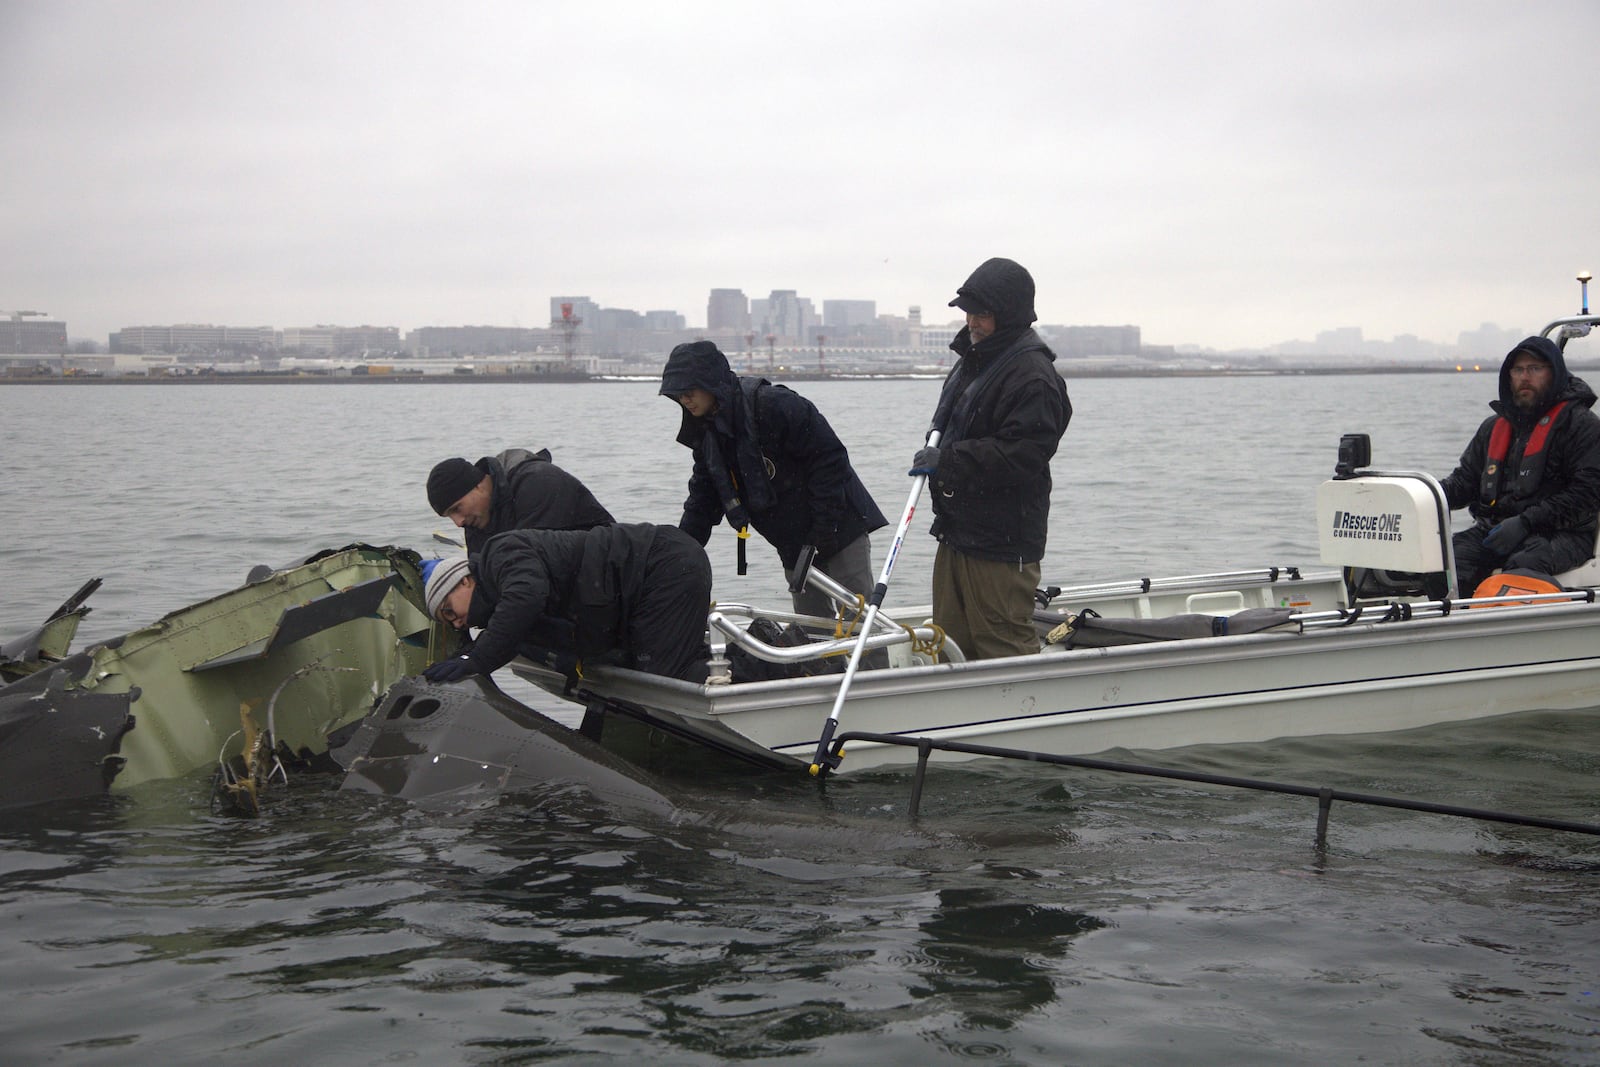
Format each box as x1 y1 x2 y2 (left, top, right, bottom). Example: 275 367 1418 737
420 523 713 685
658 340 887 619
1439 335 1600 596
910 257 1072 660
426 447 613 553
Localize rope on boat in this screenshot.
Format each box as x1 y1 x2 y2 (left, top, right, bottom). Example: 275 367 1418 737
831 730 1600 848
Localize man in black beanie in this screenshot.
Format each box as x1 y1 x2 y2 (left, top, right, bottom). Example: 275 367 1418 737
908 257 1072 659
427 447 614 554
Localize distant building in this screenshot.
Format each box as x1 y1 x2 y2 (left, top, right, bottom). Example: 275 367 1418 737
1041 324 1141 358
760 290 815 344
0 313 67 354
109 323 276 354
405 325 556 357
550 296 600 331
707 289 750 332
1314 326 1365 354
823 299 876 329
643 309 686 332
1457 322 1524 359
281 325 401 354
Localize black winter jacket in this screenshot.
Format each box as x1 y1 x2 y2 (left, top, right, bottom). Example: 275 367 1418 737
660 341 886 568
463 447 614 554
927 324 1072 563
1439 335 1600 534
463 524 664 674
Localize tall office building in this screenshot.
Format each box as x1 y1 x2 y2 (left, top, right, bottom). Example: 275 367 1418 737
762 290 814 343
822 300 876 329
707 289 749 332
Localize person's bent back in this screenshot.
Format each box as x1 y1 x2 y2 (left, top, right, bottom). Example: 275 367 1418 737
427 447 614 554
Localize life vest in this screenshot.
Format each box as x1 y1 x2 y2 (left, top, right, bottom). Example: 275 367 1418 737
1478 401 1569 510
1468 571 1565 606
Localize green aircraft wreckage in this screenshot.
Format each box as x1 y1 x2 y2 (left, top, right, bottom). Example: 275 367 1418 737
0 544 439 812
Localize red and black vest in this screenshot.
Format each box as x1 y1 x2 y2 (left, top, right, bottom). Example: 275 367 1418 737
1478 401 1569 512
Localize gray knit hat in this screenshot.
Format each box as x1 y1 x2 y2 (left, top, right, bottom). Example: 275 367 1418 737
423 556 473 618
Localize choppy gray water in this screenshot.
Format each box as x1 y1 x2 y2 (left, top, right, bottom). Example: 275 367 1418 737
2 376 1598 1064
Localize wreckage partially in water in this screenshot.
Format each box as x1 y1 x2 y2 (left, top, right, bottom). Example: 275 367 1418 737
0 544 437 812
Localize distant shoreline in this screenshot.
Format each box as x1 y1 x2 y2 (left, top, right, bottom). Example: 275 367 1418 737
0 363 1515 386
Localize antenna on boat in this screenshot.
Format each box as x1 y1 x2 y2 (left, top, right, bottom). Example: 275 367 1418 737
1580 270 1593 315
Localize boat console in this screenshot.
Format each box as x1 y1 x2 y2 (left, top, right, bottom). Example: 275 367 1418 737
1316 433 1456 601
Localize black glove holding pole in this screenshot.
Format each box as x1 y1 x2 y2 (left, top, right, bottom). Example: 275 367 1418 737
909 445 941 476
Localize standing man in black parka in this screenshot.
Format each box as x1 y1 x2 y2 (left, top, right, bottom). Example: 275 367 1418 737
659 341 887 618
910 257 1072 659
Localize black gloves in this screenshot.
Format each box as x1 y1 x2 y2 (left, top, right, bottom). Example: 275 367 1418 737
1483 516 1529 557
909 445 941 476
423 654 479 684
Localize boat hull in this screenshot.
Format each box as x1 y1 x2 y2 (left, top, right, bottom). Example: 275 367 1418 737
523 597 1600 773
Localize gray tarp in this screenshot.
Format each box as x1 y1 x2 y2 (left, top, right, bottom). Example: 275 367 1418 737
1037 607 1300 649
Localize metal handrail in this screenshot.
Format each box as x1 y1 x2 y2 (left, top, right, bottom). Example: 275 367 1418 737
1042 567 1309 603
708 610 965 665
1293 587 1599 630
829 730 1600 848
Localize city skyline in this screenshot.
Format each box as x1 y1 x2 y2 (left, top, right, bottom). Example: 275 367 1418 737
5 3 1596 354
33 286 1540 362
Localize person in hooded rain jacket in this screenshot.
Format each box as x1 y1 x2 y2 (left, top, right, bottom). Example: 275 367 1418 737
420 523 713 686
909 257 1072 660
1438 335 1600 596
658 340 887 619
426 447 614 554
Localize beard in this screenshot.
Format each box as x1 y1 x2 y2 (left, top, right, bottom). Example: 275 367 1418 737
1512 383 1554 412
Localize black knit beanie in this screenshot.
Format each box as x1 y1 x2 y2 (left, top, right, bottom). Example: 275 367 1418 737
427 458 481 514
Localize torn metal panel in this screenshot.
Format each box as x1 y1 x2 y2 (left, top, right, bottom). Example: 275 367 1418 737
0 652 136 805
334 675 681 816
0 578 101 683
0 544 440 811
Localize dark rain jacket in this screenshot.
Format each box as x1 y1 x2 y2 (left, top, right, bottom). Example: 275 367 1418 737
462 447 614 554
462 524 670 674
1438 335 1600 535
659 341 887 568
927 259 1072 563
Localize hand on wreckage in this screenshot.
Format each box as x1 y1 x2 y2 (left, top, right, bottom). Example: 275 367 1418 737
423 654 480 684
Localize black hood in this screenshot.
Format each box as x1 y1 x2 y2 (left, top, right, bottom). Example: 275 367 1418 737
948 257 1037 328
659 341 740 445
1494 334 1597 419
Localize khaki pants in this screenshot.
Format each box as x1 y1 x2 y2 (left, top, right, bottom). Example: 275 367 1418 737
932 545 1041 660
784 533 874 620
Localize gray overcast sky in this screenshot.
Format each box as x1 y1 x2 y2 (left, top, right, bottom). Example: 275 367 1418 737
4 0 1597 350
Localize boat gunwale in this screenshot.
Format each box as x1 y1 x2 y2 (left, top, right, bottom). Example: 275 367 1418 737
517 585 1600 724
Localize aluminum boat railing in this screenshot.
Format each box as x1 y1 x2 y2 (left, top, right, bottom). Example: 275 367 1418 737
1299 586 1598 629
706 605 963 671
1039 566 1310 602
